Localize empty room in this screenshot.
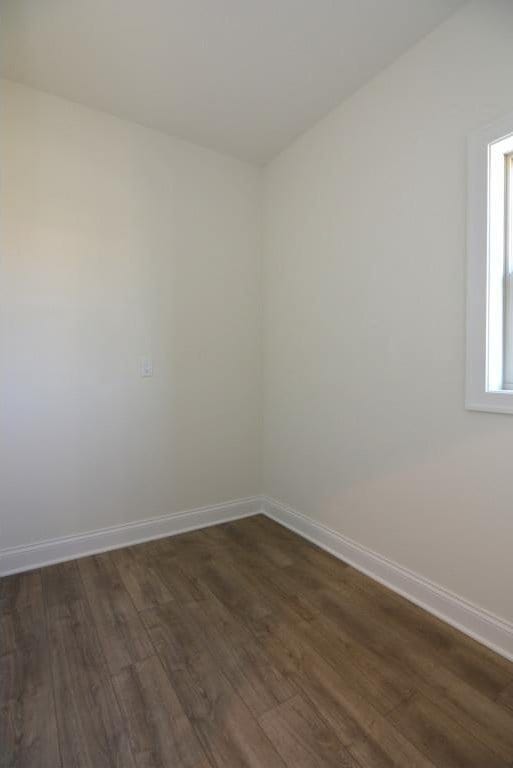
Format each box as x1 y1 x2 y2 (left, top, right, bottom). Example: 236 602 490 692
2 1 513 766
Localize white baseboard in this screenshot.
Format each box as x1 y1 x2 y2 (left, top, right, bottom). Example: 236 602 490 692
0 496 262 576
263 496 513 663
3 490 512 664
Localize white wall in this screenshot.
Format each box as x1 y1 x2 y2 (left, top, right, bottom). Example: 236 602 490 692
0 80 262 549
263 0 513 623
2 1 512 631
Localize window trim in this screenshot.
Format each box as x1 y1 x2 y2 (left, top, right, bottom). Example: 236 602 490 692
466 111 513 414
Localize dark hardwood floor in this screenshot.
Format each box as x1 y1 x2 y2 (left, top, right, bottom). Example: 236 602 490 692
2 514 513 768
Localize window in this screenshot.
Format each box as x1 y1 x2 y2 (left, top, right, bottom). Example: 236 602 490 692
466 112 513 413
504 152 513 390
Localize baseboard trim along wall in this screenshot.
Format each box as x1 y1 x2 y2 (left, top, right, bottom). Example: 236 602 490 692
263 496 513 663
0 496 261 576
2 491 512 663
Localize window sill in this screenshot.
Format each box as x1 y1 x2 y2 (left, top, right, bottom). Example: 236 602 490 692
466 390 513 415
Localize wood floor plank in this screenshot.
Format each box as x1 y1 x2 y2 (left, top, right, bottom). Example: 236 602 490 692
342 567 513 699
112 655 211 768
185 598 298 717
78 553 154 674
310 580 513 762
198 556 275 632
295 605 415 713
1 693 60 768
279 561 342 596
413 656 513 763
0 570 61 768
1 665 60 768
139 529 222 567
259 619 433 768
200 521 239 548
110 546 172 612
141 601 205 667
3 516 513 768
234 554 317 622
217 538 413 716
141 596 296 718
350 716 437 768
142 602 287 768
497 680 513 712
251 528 513 765
46 598 136 768
0 570 42 614
187 591 252 648
388 692 507 768
0 572 46 655
219 517 296 568
216 550 322 636
148 552 208 604
247 515 349 579
41 560 84 609
259 694 358 768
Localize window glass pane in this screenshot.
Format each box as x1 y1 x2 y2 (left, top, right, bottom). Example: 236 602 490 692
504 153 513 390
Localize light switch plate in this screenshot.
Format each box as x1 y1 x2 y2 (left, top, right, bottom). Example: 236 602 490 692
141 356 153 377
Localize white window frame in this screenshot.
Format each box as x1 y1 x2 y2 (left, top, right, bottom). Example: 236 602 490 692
466 111 513 414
